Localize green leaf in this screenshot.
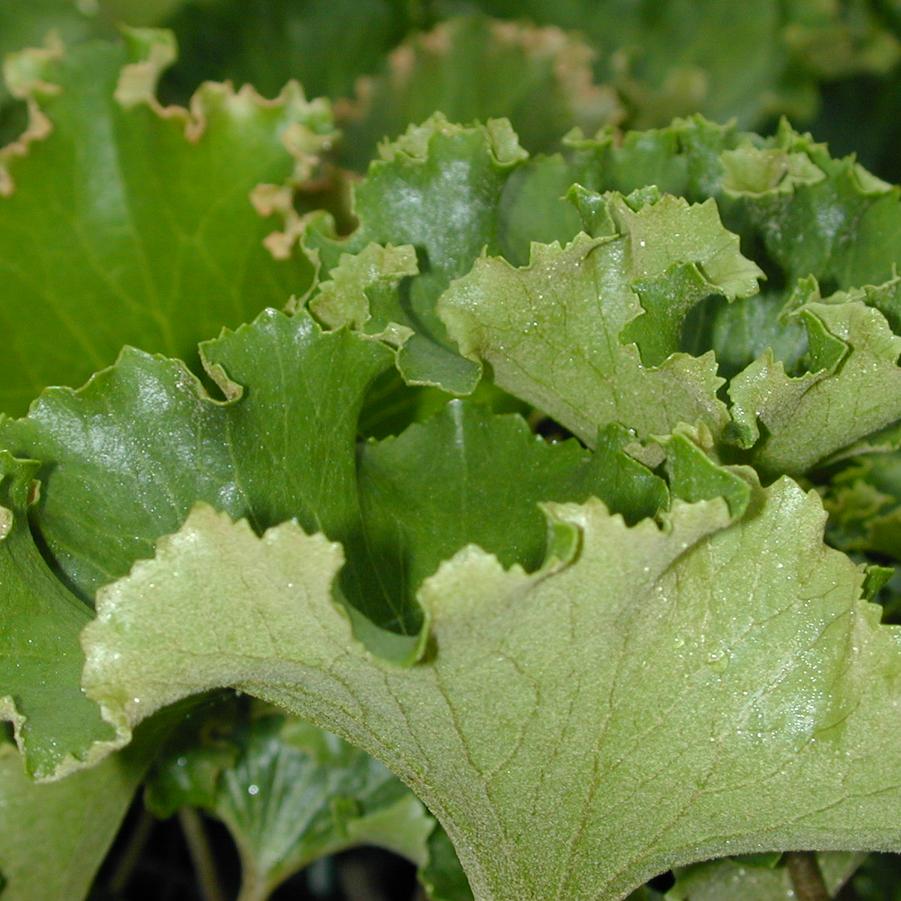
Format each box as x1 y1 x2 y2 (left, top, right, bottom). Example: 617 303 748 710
355 401 666 605
302 114 528 392
668 851 865 901
664 431 750 518
301 116 900 417
729 276 901 477
562 115 739 203
824 450 901 563
0 1 94 111
0 307 668 767
447 0 899 128
419 826 474 901
720 122 901 292
0 308 395 623
81 476 901 901
337 15 621 170
161 0 413 102
439 190 762 444
0 28 333 415
0 452 115 779
0 716 172 901
146 698 432 899
563 117 901 304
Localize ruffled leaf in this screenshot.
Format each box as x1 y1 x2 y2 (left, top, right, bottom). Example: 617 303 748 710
439 190 762 444
0 28 334 414
0 308 659 769
81 477 901 900
729 277 901 476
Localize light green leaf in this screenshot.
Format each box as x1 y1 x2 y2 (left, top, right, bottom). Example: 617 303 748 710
439 190 762 444
719 143 825 197
81 476 901 901
337 15 621 170
729 277 901 477
146 699 432 900
567 118 901 312
0 28 333 415
308 242 419 340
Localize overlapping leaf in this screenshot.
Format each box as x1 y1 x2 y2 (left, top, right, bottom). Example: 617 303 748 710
438 189 761 444
668 852 864 901
0 452 115 778
301 115 901 479
301 114 529 392
0 716 175 901
729 277 901 476
445 0 899 128
0 27 333 415
825 451 901 563
78 472 901 901
0 306 657 772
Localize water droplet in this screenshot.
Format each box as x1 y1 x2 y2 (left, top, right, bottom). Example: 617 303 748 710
247 784 260 796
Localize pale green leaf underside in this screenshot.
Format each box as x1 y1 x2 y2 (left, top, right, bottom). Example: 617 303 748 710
81 480 901 901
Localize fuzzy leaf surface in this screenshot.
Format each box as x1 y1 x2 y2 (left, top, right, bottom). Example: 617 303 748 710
81 479 901 901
